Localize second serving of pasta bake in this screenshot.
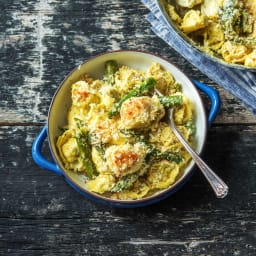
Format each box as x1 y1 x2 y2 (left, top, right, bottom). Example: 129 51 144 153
56 61 196 200
163 0 256 67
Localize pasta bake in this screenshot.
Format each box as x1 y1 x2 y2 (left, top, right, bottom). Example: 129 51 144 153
164 0 256 67
56 61 196 200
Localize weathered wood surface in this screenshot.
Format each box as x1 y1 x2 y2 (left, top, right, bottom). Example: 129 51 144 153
0 1 256 255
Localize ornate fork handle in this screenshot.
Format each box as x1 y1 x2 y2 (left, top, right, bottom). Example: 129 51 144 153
167 108 228 198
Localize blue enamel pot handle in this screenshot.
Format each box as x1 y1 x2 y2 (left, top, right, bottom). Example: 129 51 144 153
32 126 63 176
193 80 220 126
31 80 220 175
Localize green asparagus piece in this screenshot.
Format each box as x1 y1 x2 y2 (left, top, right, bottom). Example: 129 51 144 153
104 60 118 85
76 131 97 180
159 95 183 107
185 120 196 136
108 77 157 118
111 174 138 192
94 144 106 160
145 147 183 164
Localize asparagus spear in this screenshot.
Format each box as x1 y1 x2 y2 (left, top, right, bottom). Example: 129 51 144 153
185 120 196 136
108 77 157 118
145 147 183 164
159 95 183 107
76 131 97 180
104 60 118 85
111 173 138 192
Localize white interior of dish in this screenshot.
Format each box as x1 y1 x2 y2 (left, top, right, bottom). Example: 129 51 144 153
48 51 207 200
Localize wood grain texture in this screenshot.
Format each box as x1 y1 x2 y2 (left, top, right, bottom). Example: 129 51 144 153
0 0 255 124
0 1 256 255
0 126 256 255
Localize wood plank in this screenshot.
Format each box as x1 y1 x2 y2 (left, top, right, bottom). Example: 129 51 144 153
0 212 255 255
201 85 256 124
0 125 255 255
0 1 255 124
1 1 256 256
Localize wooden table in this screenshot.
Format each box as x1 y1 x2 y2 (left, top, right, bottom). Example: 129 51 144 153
1 1 256 255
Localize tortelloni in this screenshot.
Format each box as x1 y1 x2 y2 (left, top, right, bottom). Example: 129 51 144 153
164 0 256 67
120 96 165 129
57 61 196 200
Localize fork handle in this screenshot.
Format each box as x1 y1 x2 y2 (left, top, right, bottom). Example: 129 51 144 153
168 109 228 198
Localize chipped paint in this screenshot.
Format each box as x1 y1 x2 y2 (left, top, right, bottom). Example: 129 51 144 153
18 0 54 122
188 240 215 248
1 0 55 123
1 2 256 256
73 35 94 53
120 239 216 247
120 239 187 245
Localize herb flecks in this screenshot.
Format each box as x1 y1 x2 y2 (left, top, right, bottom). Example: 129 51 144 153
219 0 256 46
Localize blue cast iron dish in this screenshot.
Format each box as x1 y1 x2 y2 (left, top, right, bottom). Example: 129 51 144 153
32 50 220 208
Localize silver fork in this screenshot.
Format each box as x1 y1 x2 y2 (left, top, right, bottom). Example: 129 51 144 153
157 90 229 198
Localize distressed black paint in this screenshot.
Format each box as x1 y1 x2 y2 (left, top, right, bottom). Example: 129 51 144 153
0 1 256 256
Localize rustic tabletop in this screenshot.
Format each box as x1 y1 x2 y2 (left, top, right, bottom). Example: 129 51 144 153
1 1 256 255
